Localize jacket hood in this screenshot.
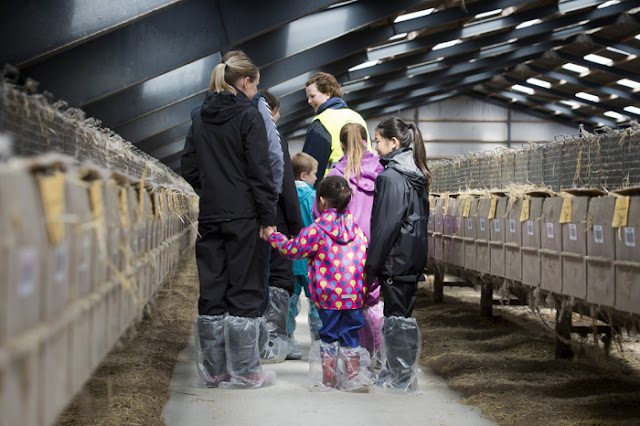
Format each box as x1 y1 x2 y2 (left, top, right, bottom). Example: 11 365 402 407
316 208 358 244
316 97 348 115
295 181 315 202
333 150 382 192
382 147 427 191
200 90 251 125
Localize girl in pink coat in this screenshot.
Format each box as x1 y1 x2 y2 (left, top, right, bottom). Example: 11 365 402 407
266 176 370 391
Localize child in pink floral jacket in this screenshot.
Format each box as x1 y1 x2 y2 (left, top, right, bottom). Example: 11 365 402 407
265 176 370 391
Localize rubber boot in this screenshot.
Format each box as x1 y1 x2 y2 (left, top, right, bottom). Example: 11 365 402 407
308 302 322 341
260 286 290 363
320 342 339 388
194 315 229 387
373 316 421 393
223 315 275 388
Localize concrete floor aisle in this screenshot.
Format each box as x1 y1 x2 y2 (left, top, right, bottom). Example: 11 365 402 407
161 297 495 426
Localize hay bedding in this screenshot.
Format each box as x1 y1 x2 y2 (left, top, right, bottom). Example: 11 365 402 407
58 253 640 425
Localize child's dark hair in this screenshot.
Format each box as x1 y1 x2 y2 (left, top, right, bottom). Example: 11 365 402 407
375 117 432 190
317 176 352 214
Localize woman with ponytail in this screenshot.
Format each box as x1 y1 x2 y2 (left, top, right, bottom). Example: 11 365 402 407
264 176 371 392
181 50 276 389
366 117 432 394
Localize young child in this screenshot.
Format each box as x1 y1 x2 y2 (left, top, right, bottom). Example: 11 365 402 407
265 175 370 392
366 117 432 394
288 153 322 342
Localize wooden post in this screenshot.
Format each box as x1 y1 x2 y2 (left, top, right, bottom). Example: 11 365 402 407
433 264 444 303
555 300 574 359
480 278 493 318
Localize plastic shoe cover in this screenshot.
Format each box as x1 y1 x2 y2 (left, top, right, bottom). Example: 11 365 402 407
307 341 339 391
286 336 303 360
308 302 323 337
260 286 290 363
194 315 229 387
358 302 384 370
287 293 300 336
221 315 276 389
372 316 422 395
337 346 371 393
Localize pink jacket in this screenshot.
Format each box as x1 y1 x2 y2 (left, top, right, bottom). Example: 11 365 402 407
268 208 368 310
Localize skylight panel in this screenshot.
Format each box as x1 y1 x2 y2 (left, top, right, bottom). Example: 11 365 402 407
512 84 534 95
624 106 640 115
433 39 460 50
526 78 551 89
617 79 640 89
394 8 434 23
515 18 542 30
604 111 625 120
584 54 613 66
475 9 502 19
562 63 589 73
606 46 631 56
348 60 379 72
597 0 620 8
560 100 581 109
575 92 600 102
388 33 407 41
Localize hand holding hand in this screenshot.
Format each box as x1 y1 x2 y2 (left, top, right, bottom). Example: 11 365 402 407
260 225 277 241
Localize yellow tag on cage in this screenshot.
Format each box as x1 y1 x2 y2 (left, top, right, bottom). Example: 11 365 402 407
612 196 629 228
39 173 66 245
463 198 472 218
560 198 572 224
520 199 530 222
488 197 497 219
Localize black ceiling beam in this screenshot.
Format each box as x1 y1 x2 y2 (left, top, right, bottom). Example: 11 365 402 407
360 92 460 120
555 50 640 82
17 0 340 107
0 0 181 67
149 138 186 160
586 34 640 58
159 151 183 168
135 121 191 154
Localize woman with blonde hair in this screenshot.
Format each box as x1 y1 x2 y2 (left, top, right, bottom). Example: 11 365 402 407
181 50 277 389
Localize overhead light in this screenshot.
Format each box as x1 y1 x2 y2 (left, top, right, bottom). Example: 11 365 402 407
388 33 407 41
606 46 631 56
475 9 502 19
575 92 600 102
515 18 542 30
526 78 551 89
562 62 590 73
624 106 640 115
560 100 581 109
348 60 379 72
617 78 640 89
512 84 534 95
433 39 460 50
604 111 625 121
394 8 434 23
636 34 640 40
584 54 613 66
597 0 620 8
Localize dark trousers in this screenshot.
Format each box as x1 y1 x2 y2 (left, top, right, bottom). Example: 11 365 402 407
196 218 265 318
380 275 419 318
317 309 364 348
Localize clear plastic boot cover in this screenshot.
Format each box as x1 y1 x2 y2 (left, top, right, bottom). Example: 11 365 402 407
337 346 372 393
260 286 291 363
221 315 276 389
358 301 384 370
194 315 229 387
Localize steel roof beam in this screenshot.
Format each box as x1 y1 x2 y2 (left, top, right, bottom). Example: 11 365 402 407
149 138 186 160
135 121 191 153
555 50 640 82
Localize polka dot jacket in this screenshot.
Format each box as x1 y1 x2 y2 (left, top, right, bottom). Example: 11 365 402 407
268 208 368 310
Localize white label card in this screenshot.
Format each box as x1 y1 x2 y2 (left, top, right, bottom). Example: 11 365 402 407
480 218 485 232
546 222 554 239
625 227 635 247
569 223 577 241
18 246 38 297
594 225 603 244
510 219 516 233
467 218 473 230
494 219 500 232
527 221 534 236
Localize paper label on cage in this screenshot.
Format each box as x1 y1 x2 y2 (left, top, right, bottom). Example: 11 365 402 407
39 173 66 245
53 243 68 285
625 227 635 247
510 219 516 233
520 199 530 222
527 220 534 236
488 198 497 219
456 216 461 229
437 215 442 226
494 219 500 232
480 218 485 232
612 197 629 228
463 198 471 217
594 225 603 244
569 223 577 241
119 188 129 227
18 246 37 297
560 198 572 224
546 223 554 239
467 218 473 230
445 216 451 228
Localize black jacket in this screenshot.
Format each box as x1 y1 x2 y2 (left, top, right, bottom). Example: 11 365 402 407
366 147 430 279
181 90 276 225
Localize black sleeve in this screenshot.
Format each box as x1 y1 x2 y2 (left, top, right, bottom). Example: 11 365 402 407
365 172 407 279
180 123 201 195
278 136 304 236
302 120 331 187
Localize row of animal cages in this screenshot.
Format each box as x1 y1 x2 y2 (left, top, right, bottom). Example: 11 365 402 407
0 156 198 426
427 188 640 318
